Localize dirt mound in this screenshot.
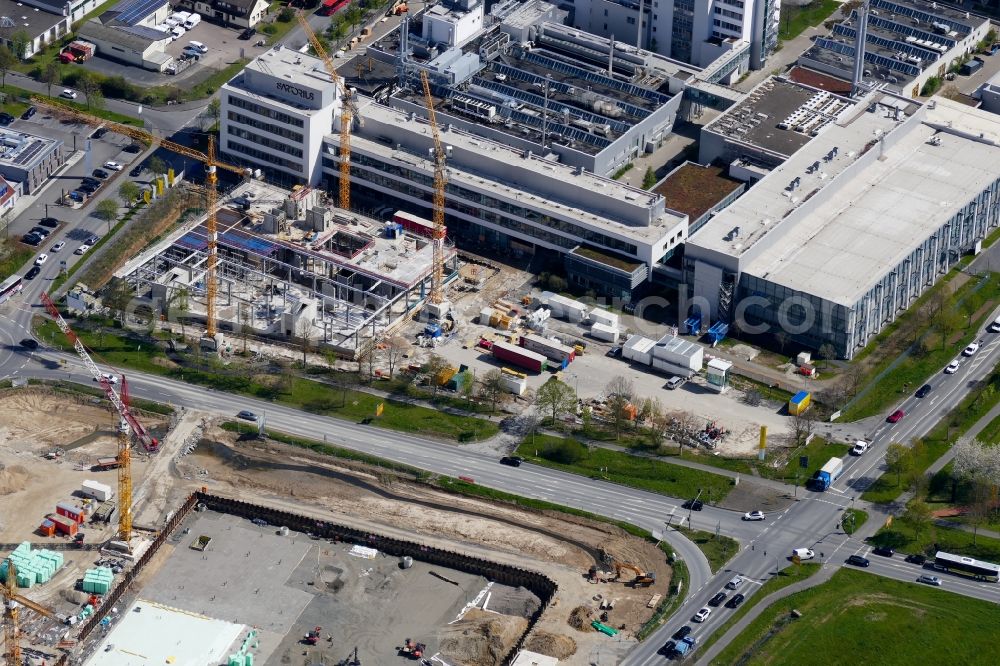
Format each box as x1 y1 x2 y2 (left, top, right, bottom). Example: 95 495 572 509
523 631 577 659
0 465 31 495
567 605 593 632
438 609 528 666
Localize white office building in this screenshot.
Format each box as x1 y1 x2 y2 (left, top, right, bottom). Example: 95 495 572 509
219 46 341 186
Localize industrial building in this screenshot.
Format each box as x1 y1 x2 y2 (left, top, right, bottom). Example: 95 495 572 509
977 70 1000 115
114 180 458 357
0 0 76 59
0 127 64 194
684 94 1000 359
567 0 780 77
798 0 991 99
77 0 174 71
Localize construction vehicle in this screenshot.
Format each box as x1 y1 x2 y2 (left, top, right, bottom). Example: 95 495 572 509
58 40 95 63
3 559 56 666
399 638 426 659
296 12 361 213
419 69 449 320
41 292 155 545
303 626 322 645
386 0 408 15
31 98 251 344
613 562 656 587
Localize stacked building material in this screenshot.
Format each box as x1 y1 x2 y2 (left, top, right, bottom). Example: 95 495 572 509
82 567 114 595
0 542 64 588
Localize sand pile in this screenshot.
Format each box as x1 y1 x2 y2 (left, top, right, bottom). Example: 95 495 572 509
439 609 528 666
523 631 577 659
567 606 594 632
0 464 31 495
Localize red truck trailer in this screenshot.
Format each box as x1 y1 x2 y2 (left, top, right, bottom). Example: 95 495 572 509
492 340 548 373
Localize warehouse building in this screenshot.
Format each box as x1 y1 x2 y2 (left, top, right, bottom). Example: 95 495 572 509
78 0 174 71
798 0 990 99
684 95 1000 359
0 127 64 194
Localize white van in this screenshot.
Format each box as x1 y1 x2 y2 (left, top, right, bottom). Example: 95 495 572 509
171 25 186 40
725 574 744 590
990 315 1000 333
183 13 201 29
187 40 207 54
792 548 815 560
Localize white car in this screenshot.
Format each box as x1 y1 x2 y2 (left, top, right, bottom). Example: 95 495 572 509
103 161 123 171
75 244 91 255
742 510 765 521
51 241 66 252
963 342 980 356
60 89 78 99
851 440 870 456
34 253 48 265
692 607 711 623
95 372 118 385
945 359 960 374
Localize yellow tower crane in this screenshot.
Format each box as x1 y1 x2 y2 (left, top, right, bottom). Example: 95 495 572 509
31 97 250 340
419 70 447 311
3 559 55 666
296 12 362 211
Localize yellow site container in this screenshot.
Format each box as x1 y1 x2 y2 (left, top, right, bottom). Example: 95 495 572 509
436 367 458 386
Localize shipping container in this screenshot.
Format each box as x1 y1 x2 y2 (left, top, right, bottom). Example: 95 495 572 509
499 371 528 395
56 502 86 524
47 514 78 536
651 334 703 374
80 480 113 502
492 340 548 373
590 322 620 343
93 457 120 471
588 307 619 329
622 334 656 365
38 520 55 537
788 391 811 415
520 333 575 365
392 211 440 238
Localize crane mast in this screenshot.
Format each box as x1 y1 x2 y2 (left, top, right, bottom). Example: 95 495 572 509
420 70 447 310
4 559 56 666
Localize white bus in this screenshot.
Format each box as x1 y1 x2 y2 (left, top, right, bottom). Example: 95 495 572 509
933 551 1000 582
0 274 23 305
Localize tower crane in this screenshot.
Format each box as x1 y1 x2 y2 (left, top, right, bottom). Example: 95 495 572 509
30 97 250 340
419 70 448 316
41 291 152 544
3 559 56 666
296 13 362 212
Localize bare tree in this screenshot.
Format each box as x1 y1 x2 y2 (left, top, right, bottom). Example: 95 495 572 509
790 408 815 447
604 375 635 440
535 377 576 426
382 336 409 378
817 343 837 367
298 318 312 365
357 343 378 383
775 331 790 356
478 369 508 412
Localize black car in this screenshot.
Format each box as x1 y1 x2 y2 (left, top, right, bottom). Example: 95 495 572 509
606 346 622 357
915 384 933 398
20 106 35 120
29 226 49 238
82 176 100 185
672 625 692 640
239 27 257 40
846 554 871 567
39 217 60 228
708 591 727 607
725 593 746 609
873 546 894 557
237 409 257 421
25 265 40 279
22 233 41 246
499 456 523 467
80 183 99 194
93 169 109 179
91 127 108 139
657 640 677 656
129 165 144 178
682 499 704 511
20 338 38 350
0 112 13 125
123 143 142 154
905 553 927 565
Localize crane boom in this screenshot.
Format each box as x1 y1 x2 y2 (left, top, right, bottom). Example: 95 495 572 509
420 70 446 306
296 13 358 211
31 97 250 338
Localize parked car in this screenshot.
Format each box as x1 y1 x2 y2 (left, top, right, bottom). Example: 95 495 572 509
872 546 894 557
91 127 108 139
499 456 523 467
0 112 13 125
708 591 727 607
964 342 980 356
75 244 91 255
20 106 35 120
945 359 961 374
68 191 86 202
29 227 50 238
21 233 41 246
846 554 870 567
725 593 746 609
39 217 60 228
34 253 48 265
51 241 66 252
237 410 257 421
123 143 142 154
25 265 40 279
917 575 942 586
915 384 933 398
85 234 100 245
905 553 927 565
666 376 685 390
93 169 109 179
692 607 711 623
606 346 621 358
742 510 765 521
79 183 99 194
887 409 905 423
19 338 38 350
682 498 704 511
129 165 144 177
60 89 78 99
103 161 123 171
239 27 257 40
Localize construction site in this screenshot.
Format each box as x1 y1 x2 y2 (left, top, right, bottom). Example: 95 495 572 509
111 179 460 358
0 375 674 666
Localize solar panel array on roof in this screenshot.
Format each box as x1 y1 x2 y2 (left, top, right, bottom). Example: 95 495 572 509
113 0 165 26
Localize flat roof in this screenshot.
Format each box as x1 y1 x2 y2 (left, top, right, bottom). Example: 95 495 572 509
738 98 1000 305
704 77 855 158
0 0 66 40
246 47 331 83
86 599 246 666
787 66 853 95
0 127 60 168
655 163 743 222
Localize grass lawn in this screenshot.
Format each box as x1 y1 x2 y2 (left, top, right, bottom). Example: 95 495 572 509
699 562 821 655
34 318 498 442
672 526 739 573
842 508 868 535
515 434 733 503
714 568 1000 665
0 240 33 281
842 272 1000 421
872 514 1000 562
778 0 841 41
975 411 1000 444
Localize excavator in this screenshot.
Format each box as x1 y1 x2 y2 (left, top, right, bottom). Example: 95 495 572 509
613 562 656 588
399 638 426 659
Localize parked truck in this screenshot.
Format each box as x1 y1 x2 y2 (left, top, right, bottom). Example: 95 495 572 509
809 456 844 491
59 40 95 64
491 340 548 373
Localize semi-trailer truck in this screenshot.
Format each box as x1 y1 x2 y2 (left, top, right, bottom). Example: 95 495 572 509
809 457 844 491
491 340 548 373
